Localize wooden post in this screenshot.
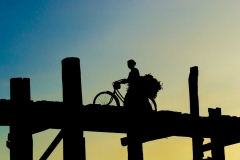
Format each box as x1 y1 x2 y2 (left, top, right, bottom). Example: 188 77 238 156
9 78 32 160
188 66 203 160
127 111 144 160
208 108 225 160
62 57 85 160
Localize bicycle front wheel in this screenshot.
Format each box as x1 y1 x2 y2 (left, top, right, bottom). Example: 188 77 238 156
93 91 120 106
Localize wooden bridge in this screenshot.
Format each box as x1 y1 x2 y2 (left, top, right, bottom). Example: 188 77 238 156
0 57 238 160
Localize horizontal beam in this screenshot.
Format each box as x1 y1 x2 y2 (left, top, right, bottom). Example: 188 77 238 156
121 134 172 146
0 101 240 142
203 136 240 152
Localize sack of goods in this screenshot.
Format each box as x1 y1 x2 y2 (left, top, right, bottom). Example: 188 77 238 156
141 74 163 99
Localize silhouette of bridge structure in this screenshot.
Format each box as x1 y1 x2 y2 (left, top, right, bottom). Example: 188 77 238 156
0 57 238 160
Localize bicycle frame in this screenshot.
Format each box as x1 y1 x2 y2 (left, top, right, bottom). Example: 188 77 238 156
109 81 157 111
113 89 124 103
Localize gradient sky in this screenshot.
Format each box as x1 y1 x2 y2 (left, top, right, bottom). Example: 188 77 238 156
0 0 240 160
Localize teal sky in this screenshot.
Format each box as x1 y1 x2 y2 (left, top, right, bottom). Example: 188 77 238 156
0 1 240 160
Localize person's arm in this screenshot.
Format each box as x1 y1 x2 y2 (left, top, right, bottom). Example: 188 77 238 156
118 79 128 84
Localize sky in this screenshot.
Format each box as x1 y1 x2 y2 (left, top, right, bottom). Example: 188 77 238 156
0 0 240 160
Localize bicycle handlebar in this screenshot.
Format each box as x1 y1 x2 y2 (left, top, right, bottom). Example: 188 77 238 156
113 81 121 90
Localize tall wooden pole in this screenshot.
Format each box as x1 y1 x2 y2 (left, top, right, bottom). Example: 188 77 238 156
188 66 203 160
127 111 144 160
62 57 85 160
208 108 225 160
9 78 32 160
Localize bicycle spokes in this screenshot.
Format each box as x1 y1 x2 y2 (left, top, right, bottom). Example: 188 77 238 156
94 92 119 106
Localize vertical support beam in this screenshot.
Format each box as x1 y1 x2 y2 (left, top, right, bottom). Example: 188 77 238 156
62 57 85 160
9 78 32 160
127 140 143 160
127 111 143 160
188 66 203 160
208 108 225 160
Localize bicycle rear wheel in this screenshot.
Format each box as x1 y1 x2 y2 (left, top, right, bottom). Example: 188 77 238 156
149 98 157 112
93 91 120 106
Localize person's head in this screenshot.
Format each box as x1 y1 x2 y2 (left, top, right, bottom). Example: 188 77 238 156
127 59 136 69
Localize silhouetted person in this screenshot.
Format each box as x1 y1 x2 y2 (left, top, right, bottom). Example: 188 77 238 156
119 59 140 109
118 59 143 160
117 59 153 112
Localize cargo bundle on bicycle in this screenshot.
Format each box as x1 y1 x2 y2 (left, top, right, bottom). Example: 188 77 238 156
140 74 163 99
126 74 163 99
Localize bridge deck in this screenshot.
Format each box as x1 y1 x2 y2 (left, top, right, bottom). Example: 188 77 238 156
0 100 239 146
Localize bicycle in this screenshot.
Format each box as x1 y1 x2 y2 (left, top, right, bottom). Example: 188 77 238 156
93 80 157 112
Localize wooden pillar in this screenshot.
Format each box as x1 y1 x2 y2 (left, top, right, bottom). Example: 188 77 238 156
62 57 85 160
188 66 203 160
127 141 143 160
127 111 144 160
208 108 225 160
9 78 32 160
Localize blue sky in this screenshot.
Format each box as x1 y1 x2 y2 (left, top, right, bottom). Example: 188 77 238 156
1 0 240 160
